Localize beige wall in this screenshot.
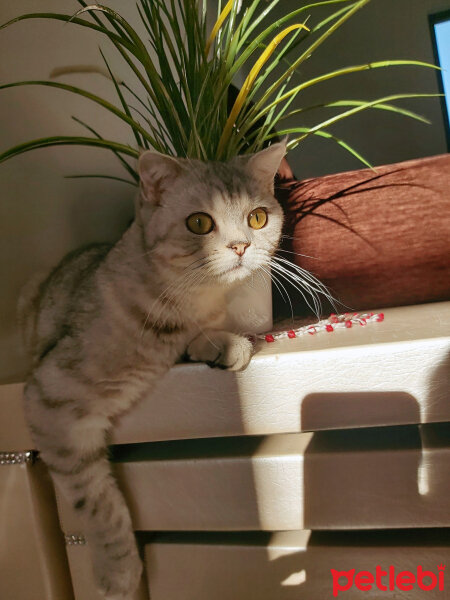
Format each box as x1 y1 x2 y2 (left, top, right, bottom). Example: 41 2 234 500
1 0 448 381
0 1 139 381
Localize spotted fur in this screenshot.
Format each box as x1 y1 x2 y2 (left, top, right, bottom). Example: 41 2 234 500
19 142 286 599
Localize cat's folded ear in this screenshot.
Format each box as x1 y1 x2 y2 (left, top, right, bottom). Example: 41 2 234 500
138 151 183 205
246 139 287 191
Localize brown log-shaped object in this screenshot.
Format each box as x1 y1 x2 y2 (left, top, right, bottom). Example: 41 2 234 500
274 154 450 317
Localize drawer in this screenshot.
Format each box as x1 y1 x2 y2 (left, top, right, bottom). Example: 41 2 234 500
144 529 450 600
56 423 450 533
60 529 450 600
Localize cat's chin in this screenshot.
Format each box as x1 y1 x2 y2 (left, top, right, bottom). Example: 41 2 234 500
217 263 254 285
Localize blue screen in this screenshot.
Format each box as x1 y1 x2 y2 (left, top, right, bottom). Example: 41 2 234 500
434 19 450 128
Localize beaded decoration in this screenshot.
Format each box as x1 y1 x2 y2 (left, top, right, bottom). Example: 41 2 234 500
65 534 87 546
256 312 384 343
0 450 37 465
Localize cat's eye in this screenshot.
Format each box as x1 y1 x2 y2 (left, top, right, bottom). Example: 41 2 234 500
248 207 268 230
186 212 215 235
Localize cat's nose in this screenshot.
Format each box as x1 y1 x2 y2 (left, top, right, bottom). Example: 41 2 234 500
230 242 250 256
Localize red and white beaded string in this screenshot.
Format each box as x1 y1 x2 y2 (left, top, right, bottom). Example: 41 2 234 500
257 312 384 343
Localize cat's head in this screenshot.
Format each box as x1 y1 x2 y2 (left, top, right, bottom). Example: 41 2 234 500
137 142 286 286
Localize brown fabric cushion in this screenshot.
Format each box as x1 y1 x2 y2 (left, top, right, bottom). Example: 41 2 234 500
274 154 450 317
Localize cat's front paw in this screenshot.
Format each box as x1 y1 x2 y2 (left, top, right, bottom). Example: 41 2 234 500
187 331 253 371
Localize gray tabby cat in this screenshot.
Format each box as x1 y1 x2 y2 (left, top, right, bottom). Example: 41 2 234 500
19 141 286 599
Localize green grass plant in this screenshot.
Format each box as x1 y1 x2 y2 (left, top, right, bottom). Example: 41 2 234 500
0 0 439 183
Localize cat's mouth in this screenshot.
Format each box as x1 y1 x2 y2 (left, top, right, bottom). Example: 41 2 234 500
219 264 243 276
229 263 244 272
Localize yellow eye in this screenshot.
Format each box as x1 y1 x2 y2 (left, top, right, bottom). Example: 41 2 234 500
186 212 214 235
248 207 268 230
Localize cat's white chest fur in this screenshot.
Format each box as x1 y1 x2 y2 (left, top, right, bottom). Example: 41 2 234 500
185 269 273 335
224 269 273 334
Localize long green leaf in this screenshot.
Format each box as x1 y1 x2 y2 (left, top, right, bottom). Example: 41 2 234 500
224 1 372 149
123 86 170 152
245 60 439 131
281 99 432 124
283 93 440 144
71 116 139 181
232 0 353 76
0 137 139 164
0 12 135 52
98 48 145 149
243 93 433 155
286 127 373 168
75 4 189 150
0 80 156 146
75 0 134 44
0 1 440 166
65 174 137 185
73 5 151 63
243 0 371 123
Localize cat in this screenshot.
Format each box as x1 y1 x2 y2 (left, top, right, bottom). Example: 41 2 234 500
18 141 286 599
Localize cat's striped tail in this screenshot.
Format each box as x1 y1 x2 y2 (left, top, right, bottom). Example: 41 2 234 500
24 375 143 600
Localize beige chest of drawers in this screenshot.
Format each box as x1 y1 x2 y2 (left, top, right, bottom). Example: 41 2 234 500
1 302 449 599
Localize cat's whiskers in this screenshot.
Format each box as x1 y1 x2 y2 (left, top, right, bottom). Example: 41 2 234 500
232 246 295 323
280 234 314 243
148 258 214 331
276 247 319 260
270 255 342 317
274 255 341 311
252 248 296 320
139 260 210 337
260 263 296 322
274 262 326 300
270 261 321 316
153 268 221 350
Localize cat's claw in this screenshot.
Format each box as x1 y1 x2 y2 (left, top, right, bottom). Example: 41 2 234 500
187 331 253 372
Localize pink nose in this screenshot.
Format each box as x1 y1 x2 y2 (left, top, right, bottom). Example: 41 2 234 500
230 242 250 257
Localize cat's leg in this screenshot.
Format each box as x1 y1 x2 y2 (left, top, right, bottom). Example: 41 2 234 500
24 374 142 600
186 330 253 371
